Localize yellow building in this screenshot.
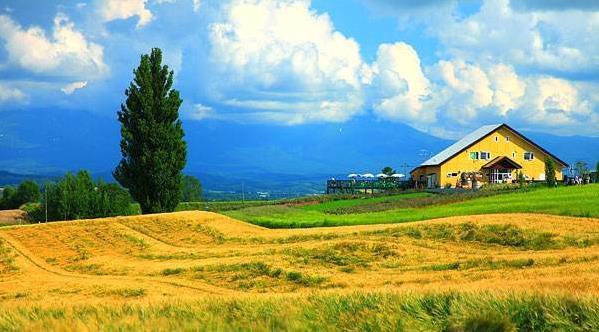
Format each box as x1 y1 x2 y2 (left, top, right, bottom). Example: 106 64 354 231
411 124 568 188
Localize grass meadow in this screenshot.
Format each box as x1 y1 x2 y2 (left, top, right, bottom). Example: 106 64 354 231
225 184 599 228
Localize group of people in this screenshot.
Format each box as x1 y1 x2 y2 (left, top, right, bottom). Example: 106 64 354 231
565 174 592 185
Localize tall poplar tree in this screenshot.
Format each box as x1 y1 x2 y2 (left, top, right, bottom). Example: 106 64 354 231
114 48 187 214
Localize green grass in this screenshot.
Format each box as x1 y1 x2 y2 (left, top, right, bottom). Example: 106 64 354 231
0 292 597 331
225 184 599 228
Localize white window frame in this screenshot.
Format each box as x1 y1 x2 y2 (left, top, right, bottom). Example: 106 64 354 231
524 152 534 161
506 136 510 142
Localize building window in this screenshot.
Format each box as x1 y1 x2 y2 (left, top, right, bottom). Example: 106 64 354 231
470 151 479 160
506 136 510 142
524 152 534 160
495 136 498 142
480 151 491 160
512 152 516 158
447 172 458 177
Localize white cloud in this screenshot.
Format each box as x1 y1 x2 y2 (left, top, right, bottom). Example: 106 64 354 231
193 0 201 12
189 103 214 120
488 64 526 116
370 42 433 125
61 81 88 94
0 13 107 79
97 0 153 28
518 77 591 127
208 0 368 124
434 0 599 74
0 83 25 103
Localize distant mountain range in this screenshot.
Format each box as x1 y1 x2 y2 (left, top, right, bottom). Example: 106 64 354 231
1 108 598 197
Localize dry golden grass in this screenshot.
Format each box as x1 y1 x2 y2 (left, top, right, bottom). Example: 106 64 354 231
0 211 598 309
0 209 26 226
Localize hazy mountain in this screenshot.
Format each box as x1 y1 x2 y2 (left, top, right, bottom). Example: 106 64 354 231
1 108 598 196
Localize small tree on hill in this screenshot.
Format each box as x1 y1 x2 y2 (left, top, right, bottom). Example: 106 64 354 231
545 158 556 187
381 166 395 176
114 48 187 214
181 175 202 202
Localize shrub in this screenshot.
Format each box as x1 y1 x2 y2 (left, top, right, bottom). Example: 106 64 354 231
545 158 557 187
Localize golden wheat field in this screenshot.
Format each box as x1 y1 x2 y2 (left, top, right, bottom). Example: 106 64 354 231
1 211 599 330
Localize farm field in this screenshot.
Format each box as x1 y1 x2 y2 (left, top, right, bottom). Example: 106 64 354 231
226 184 599 228
0 210 599 330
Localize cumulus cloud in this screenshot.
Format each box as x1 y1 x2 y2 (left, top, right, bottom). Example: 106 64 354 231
435 0 599 75
0 13 107 78
61 81 88 94
97 0 153 28
370 42 433 125
0 83 25 103
208 0 369 124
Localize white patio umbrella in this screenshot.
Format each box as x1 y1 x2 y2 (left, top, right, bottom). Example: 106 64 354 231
347 173 359 178
391 173 405 178
361 173 375 178
376 173 389 178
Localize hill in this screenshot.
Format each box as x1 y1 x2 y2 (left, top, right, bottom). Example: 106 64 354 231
3 108 599 197
0 210 598 329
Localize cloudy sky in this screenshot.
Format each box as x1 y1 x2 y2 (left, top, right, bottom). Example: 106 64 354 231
0 0 598 138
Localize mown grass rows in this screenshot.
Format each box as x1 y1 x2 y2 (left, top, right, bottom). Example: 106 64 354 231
0 292 597 331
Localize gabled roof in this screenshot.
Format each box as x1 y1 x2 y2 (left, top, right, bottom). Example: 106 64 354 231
412 123 569 172
419 124 503 166
482 156 522 169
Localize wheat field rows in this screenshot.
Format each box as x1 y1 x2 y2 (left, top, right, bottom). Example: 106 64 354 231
1 211 599 330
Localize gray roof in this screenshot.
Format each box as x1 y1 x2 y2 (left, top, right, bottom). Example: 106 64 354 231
419 124 503 166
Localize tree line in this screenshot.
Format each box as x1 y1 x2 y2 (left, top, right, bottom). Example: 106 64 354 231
1 172 202 222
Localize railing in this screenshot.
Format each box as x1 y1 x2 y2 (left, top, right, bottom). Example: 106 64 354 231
326 179 408 194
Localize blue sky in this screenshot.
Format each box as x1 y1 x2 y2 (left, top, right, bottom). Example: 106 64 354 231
0 0 598 139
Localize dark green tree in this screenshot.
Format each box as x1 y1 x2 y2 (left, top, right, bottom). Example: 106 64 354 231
381 166 395 176
39 170 133 222
15 180 40 206
544 158 556 187
114 48 187 214
0 180 40 209
0 186 16 209
596 161 599 182
181 175 202 202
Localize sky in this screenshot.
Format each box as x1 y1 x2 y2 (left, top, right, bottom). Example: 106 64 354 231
0 0 598 139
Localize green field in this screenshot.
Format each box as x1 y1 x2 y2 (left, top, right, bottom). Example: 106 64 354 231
225 184 599 228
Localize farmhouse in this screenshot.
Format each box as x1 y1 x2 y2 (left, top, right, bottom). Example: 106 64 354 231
411 124 569 189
